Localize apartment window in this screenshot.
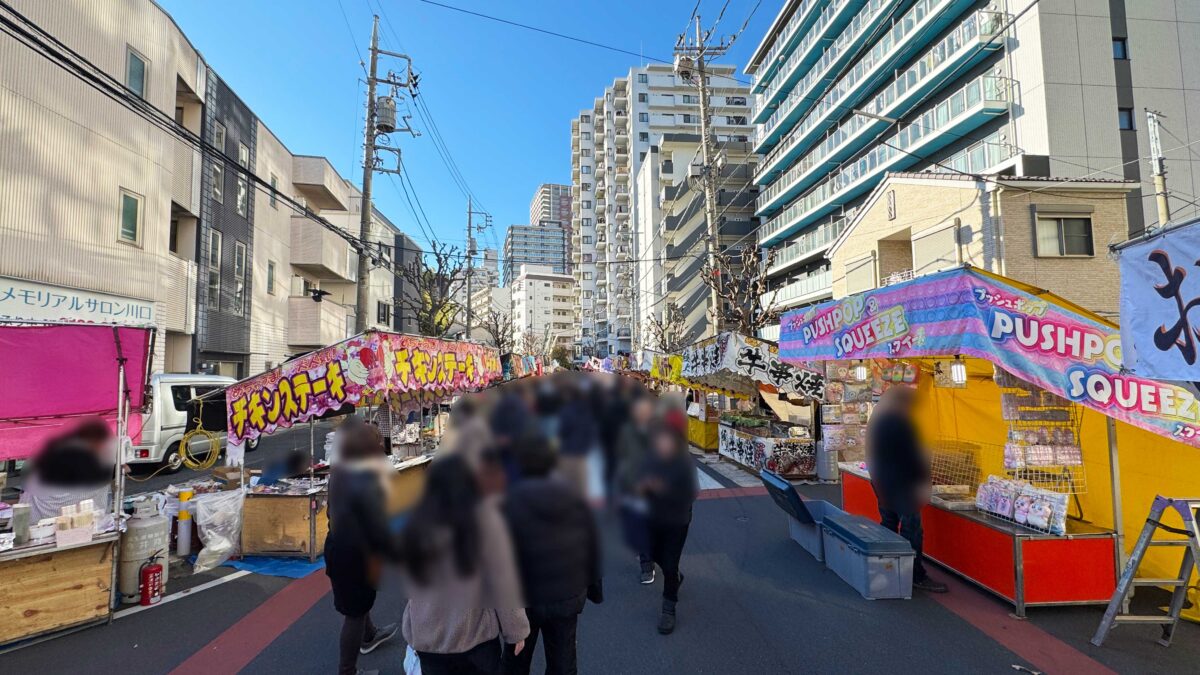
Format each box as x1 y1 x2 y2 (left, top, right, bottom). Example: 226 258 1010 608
580 114 591 123
269 174 278 208
212 163 225 203
726 115 748 125
638 113 649 123
267 260 277 295
1118 107 1135 130
582 182 592 191
683 114 695 124
238 143 249 167
118 189 142 244
213 121 226 152
125 47 147 98
207 230 222 309
377 301 391 326
583 291 593 299
581 148 592 157
637 93 647 103
639 132 649 142
728 96 747 106
236 174 249 216
582 236 592 244
637 73 648 83
1036 216 1094 257
232 241 247 315
581 165 591 174
1112 38 1128 60
581 131 592 140
583 272 593 280
582 200 592 209
169 219 179 253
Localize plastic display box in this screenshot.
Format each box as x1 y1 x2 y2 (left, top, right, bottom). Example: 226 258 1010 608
821 511 914 600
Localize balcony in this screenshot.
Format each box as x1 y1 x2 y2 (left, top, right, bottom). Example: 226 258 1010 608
171 138 201 217
766 215 851 275
756 9 1006 187
288 296 349 348
160 255 198 334
751 0 824 92
761 269 833 311
290 215 356 280
759 74 1013 246
292 156 350 211
754 0 977 153
752 0 875 125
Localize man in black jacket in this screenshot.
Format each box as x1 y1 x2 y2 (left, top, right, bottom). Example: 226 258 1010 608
866 386 947 593
503 432 602 675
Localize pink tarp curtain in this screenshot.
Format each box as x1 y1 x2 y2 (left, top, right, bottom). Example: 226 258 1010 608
0 324 152 460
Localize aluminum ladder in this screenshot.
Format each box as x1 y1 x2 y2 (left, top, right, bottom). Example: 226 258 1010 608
1091 496 1200 647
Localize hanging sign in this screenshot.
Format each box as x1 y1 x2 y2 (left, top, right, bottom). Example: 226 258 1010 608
680 332 825 400
1118 224 1200 380
779 268 1200 447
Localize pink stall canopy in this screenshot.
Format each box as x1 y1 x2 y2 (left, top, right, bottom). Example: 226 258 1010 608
0 324 153 460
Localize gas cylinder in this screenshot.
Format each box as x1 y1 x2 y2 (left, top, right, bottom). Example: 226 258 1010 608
139 558 164 605
119 499 170 603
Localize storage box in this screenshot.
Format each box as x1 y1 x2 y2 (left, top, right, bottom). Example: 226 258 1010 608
821 511 914 600
212 467 244 488
760 470 841 562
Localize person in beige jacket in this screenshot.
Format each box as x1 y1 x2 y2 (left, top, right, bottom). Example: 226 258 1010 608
399 453 529 674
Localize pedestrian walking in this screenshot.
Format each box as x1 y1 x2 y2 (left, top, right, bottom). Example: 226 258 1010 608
324 419 399 675
641 410 698 635
615 395 656 584
400 454 529 675
501 431 602 675
866 386 947 593
556 385 598 498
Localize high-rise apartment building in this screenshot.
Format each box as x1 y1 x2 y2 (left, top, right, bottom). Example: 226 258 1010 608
745 0 1200 339
571 63 752 358
511 264 576 355
503 223 569 283
529 183 572 228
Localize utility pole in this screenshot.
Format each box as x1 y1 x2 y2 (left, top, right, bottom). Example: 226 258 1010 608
676 15 732 337
463 198 491 340
1146 109 1171 229
355 15 417 333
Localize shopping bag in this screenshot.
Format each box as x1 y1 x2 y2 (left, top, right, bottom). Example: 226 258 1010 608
404 644 422 675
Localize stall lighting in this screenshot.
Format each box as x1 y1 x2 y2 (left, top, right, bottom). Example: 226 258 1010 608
950 357 968 385
853 361 870 382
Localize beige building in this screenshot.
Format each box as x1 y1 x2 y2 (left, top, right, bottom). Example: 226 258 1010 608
511 265 575 356
821 172 1136 316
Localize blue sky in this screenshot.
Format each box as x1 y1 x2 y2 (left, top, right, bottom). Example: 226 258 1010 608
159 0 777 256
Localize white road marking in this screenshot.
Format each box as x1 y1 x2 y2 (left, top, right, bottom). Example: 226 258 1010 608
113 569 253 619
697 467 723 491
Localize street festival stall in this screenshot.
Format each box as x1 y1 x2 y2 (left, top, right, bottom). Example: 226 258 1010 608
779 266 1200 616
679 332 826 478
222 331 501 560
0 323 153 646
501 353 543 381
644 350 735 451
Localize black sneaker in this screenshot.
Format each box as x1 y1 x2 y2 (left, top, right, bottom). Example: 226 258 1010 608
913 578 949 594
359 622 398 654
657 599 677 635
640 568 656 585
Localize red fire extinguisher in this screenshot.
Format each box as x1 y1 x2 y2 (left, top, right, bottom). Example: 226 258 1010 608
139 550 164 606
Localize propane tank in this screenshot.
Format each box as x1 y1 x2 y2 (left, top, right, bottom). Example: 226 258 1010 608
119 499 170 603
139 554 164 606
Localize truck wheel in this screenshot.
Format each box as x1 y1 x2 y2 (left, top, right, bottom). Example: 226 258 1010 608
246 437 260 452
162 442 185 474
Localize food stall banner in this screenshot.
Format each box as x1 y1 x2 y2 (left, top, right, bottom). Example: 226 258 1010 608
501 354 544 380
0 324 153 460
718 424 816 476
779 267 1200 447
1117 223 1200 380
226 332 501 443
680 332 825 400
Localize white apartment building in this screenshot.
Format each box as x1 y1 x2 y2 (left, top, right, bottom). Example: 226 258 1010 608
745 0 1200 339
511 265 576 356
634 134 759 349
571 62 752 358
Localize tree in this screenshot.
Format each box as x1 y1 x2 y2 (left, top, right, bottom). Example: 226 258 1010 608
479 307 514 353
646 301 689 353
549 345 572 369
700 245 780 335
392 242 466 337
518 326 551 358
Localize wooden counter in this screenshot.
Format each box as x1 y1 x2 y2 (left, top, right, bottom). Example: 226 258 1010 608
241 493 328 561
387 456 431 515
0 533 117 646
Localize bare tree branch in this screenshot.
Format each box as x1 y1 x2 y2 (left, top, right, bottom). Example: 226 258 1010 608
479 307 514 353
699 245 780 335
646 302 689 353
392 242 466 337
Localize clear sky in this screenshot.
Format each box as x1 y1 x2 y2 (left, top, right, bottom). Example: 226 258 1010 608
157 0 777 258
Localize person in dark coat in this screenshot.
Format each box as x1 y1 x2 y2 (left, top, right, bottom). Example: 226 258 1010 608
556 387 598 497
615 395 656 584
866 386 946 593
324 419 399 674
640 410 698 635
502 432 602 675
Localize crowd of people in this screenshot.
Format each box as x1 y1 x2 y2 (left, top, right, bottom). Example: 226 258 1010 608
324 372 699 675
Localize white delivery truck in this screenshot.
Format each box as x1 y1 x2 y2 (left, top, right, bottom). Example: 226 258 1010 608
127 373 255 473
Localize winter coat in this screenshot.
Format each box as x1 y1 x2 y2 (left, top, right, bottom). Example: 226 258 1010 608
866 410 929 514
643 451 699 527
614 423 651 498
557 399 598 457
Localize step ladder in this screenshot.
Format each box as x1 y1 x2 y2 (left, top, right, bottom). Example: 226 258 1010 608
1091 496 1200 648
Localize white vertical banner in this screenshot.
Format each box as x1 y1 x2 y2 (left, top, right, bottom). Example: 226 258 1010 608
1120 224 1200 381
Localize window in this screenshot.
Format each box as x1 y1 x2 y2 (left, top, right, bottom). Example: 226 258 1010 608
1036 216 1094 257
377 301 391 326
118 189 142 244
637 73 648 83
269 174 278 208
582 182 592 191
582 236 592 244
212 163 224 203
1112 38 1128 60
267 260 276 295
726 115 748 125
683 114 695 124
582 200 592 209
170 385 193 412
637 93 647 103
580 114 591 123
728 96 747 106
638 113 649 122
583 272 593 280
581 131 592 140
682 94 698 104
581 148 592 157
1118 107 1135 130
233 241 247 315
581 165 592 174
236 143 250 216
207 230 222 309
126 47 147 98
213 121 226 151
169 219 179 253
639 132 649 142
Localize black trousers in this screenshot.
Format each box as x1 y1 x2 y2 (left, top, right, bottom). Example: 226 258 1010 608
419 638 502 675
879 505 927 581
337 612 376 675
503 611 579 675
649 522 689 602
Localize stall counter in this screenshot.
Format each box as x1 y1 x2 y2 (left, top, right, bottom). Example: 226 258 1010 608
839 463 1117 616
241 492 328 562
0 532 118 646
